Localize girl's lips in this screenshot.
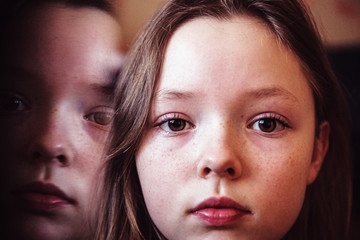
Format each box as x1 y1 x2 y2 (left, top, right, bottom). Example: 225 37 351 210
13 182 75 213
189 197 252 226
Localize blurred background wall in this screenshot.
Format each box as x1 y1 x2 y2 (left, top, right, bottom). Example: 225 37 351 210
113 0 165 52
310 0 360 47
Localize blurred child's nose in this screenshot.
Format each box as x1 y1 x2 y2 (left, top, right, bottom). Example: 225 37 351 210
26 107 76 166
196 121 243 180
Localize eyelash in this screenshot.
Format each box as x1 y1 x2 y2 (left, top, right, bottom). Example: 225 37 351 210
153 112 290 135
154 113 194 134
84 107 114 126
248 113 290 133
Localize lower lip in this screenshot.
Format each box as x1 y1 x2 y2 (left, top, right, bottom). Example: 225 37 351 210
15 192 71 212
193 208 249 226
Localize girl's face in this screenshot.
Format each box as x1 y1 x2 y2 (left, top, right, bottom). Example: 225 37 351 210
136 16 329 240
0 4 122 240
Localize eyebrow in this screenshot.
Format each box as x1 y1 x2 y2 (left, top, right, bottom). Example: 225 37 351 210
155 86 299 103
90 82 115 98
155 89 196 101
92 67 121 97
89 68 121 105
246 87 299 103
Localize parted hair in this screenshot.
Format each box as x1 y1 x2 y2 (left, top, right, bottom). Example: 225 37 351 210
96 0 352 239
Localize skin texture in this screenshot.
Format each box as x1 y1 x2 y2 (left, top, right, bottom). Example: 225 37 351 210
0 3 122 240
136 16 329 240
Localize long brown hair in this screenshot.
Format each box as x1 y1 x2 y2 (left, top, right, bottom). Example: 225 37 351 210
96 0 352 239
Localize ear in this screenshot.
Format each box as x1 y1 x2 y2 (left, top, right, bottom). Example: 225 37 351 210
307 121 330 184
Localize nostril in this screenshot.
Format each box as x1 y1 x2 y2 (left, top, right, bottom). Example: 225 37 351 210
227 168 235 175
57 155 66 164
204 167 211 175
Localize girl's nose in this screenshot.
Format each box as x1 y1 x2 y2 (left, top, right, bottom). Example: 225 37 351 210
196 123 243 180
26 109 75 166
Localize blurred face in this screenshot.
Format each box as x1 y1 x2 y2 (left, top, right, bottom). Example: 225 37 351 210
0 3 122 240
136 16 329 240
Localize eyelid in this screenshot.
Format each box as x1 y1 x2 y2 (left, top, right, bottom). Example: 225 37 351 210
84 105 114 126
153 112 194 133
87 105 114 113
248 112 289 127
154 112 188 125
247 112 290 135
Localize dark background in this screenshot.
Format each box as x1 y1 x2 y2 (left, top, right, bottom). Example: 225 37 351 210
328 45 360 239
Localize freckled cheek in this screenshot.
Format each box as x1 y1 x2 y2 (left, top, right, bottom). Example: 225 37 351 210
136 137 192 209
136 133 193 179
248 133 314 185
136 144 181 189
73 135 107 173
249 147 312 223
135 145 194 235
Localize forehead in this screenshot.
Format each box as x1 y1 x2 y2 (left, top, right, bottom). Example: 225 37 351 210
10 3 120 44
157 15 312 106
9 3 121 56
2 3 123 87
164 15 282 68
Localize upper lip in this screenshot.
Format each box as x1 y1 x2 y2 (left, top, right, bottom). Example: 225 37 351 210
189 197 251 214
13 181 75 203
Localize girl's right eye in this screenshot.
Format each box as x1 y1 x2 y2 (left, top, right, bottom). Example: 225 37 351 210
155 114 194 133
0 92 30 113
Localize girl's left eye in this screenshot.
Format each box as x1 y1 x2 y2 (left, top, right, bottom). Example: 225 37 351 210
249 116 288 133
85 109 114 126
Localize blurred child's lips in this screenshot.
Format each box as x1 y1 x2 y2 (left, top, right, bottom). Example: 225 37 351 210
189 197 252 226
13 181 75 213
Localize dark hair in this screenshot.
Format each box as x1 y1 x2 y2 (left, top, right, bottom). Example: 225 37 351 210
97 0 352 239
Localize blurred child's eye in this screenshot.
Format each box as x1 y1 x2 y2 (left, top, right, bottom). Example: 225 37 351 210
85 109 114 126
0 92 30 112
